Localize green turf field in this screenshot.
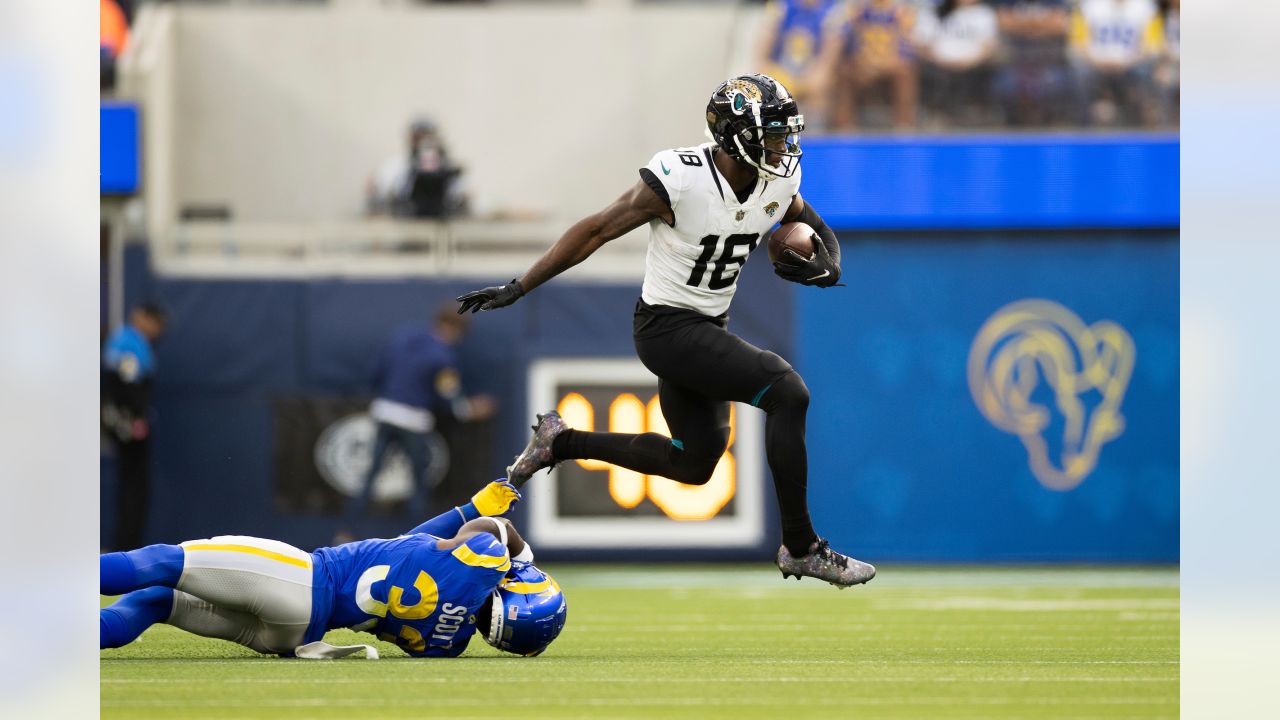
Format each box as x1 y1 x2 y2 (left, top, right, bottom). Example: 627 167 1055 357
101 565 1178 719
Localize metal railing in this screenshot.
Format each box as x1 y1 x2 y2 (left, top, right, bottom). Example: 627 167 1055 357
153 218 650 279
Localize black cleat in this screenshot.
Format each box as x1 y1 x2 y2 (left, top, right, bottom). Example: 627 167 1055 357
776 538 876 588
505 411 568 488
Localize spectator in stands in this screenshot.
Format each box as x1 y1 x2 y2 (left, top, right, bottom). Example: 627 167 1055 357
102 302 168 551
1153 0 1178 126
366 117 468 219
342 305 496 535
1068 0 1164 127
991 0 1071 126
916 0 1000 128
756 0 847 130
100 0 131 92
827 0 920 130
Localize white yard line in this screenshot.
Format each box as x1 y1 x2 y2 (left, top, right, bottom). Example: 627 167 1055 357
105 695 1179 708
550 567 1180 589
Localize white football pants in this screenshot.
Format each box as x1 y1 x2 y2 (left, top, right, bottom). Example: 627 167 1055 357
168 535 314 654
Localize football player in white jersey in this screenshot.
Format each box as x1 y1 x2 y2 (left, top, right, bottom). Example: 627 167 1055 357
457 74 874 588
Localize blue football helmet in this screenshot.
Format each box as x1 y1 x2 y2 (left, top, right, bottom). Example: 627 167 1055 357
483 562 566 657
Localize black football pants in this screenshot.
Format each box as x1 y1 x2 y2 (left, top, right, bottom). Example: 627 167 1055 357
113 439 151 551
552 300 818 555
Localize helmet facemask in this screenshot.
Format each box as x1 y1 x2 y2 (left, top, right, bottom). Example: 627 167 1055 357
482 590 506 648
732 116 804 181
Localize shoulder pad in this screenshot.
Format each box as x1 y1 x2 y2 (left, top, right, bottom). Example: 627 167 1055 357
451 533 511 573
642 147 707 211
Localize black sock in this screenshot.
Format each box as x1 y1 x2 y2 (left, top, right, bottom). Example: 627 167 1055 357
552 429 723 486
552 429 675 475
758 373 819 557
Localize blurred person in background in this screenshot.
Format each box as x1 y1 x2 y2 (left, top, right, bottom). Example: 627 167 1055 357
100 0 130 92
756 0 847 131
991 0 1071 126
1153 0 1178 126
366 117 468 219
340 305 496 539
457 74 876 589
1068 0 1164 127
102 302 167 551
916 0 1000 127
827 0 920 130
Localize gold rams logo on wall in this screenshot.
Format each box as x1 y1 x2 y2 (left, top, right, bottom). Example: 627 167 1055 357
967 299 1135 491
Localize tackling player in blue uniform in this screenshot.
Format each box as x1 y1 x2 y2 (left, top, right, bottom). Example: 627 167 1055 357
100 480 566 658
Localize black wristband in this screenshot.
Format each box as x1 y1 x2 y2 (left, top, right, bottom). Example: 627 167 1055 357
796 202 840 268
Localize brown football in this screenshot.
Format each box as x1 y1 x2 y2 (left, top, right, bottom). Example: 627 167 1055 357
768 222 817 264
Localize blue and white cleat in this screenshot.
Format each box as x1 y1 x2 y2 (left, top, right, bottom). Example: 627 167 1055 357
776 538 876 589
506 411 568 488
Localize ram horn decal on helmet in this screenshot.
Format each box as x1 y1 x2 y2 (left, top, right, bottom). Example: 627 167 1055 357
483 562 567 657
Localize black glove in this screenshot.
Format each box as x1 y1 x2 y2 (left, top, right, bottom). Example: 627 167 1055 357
773 237 841 287
457 279 525 313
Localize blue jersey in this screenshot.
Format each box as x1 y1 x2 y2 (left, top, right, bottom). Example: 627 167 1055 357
103 325 158 383
844 1 918 64
308 531 509 657
766 0 842 80
372 327 462 415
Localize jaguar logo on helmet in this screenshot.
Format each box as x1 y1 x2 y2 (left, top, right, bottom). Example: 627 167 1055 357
725 78 763 103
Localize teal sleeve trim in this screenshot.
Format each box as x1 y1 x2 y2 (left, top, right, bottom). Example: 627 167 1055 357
671 439 685 450
750 382 776 407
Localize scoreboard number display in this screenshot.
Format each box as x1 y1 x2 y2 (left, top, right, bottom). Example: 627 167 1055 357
525 359 765 550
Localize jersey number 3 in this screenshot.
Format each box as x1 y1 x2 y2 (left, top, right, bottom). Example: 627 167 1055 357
687 233 760 290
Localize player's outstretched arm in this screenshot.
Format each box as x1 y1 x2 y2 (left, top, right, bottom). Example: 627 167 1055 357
402 479 521 536
456 180 669 313
774 193 843 287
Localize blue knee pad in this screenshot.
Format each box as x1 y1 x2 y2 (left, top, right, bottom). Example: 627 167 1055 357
101 544 185 595
100 586 174 649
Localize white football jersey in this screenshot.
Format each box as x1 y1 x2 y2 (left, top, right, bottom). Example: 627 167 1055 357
639 142 801 316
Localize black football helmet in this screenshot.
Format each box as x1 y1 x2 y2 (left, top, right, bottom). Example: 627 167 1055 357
705 74 804 181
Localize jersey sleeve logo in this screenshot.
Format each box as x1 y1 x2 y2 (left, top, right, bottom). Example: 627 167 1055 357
660 160 671 176
765 201 780 218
